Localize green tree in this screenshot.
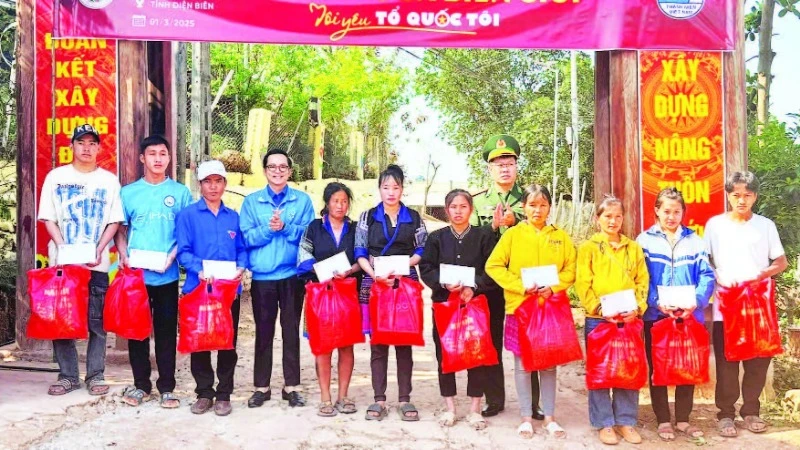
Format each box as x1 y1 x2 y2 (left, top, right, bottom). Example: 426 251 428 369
414 49 594 195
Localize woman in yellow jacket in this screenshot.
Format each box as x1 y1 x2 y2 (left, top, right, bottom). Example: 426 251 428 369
486 184 576 440
575 196 649 446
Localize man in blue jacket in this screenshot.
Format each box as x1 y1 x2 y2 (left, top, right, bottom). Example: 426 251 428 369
239 149 314 408
176 160 247 416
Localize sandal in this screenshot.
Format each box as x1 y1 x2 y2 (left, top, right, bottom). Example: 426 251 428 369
717 418 738 438
657 422 675 441
466 412 487 430
87 379 109 396
399 402 420 422
675 422 703 438
365 402 388 421
743 416 768 434
544 420 566 439
439 410 456 427
318 400 338 417
122 386 150 406
48 379 79 396
517 421 534 439
160 392 181 409
335 398 357 414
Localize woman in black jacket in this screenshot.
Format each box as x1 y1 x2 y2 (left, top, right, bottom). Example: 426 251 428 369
419 189 502 430
297 182 360 417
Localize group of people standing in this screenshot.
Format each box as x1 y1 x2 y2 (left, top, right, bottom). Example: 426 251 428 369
38 126 787 445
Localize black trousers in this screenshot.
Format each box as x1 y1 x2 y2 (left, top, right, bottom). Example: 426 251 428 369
191 297 241 401
644 319 695 424
371 344 413 403
128 281 179 394
432 318 486 398
713 321 772 420
251 277 303 388
483 292 512 407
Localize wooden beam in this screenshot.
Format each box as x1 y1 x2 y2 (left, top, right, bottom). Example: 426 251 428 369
174 43 188 184
608 50 641 238
593 51 612 204
724 0 747 175
162 42 178 181
189 42 211 197
14 0 46 350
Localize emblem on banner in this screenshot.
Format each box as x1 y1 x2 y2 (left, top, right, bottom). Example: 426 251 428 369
79 0 114 9
657 0 704 19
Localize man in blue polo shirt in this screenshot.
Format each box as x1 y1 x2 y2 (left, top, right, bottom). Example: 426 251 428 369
176 160 247 417
115 135 191 409
239 148 314 408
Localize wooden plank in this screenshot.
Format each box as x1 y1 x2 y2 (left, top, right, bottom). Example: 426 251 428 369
608 50 642 238
724 0 747 175
174 43 187 184
15 0 47 350
593 51 612 204
161 42 178 181
189 42 211 197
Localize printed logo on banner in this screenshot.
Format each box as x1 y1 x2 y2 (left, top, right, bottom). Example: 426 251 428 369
79 0 113 9
657 0 704 19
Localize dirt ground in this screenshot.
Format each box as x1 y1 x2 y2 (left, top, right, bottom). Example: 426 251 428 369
2 289 800 450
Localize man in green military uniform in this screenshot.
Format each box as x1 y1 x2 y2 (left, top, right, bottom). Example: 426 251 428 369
471 134 544 420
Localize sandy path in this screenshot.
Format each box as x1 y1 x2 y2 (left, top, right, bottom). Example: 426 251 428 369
3 289 799 450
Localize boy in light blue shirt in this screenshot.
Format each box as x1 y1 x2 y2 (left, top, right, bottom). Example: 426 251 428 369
114 135 191 409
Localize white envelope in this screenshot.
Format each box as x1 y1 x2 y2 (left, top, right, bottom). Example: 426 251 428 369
600 289 638 317
56 243 96 266
373 255 411 278
439 264 476 288
521 265 559 290
128 249 169 272
202 260 238 280
313 252 352 283
657 285 697 310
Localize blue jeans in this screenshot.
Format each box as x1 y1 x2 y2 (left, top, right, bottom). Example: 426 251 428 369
585 318 640 428
53 271 109 384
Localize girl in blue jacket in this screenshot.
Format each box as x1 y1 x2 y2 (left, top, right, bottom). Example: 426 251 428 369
635 187 714 441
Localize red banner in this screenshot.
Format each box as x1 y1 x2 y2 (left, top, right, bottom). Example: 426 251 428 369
36 0 118 268
55 0 735 51
639 51 725 235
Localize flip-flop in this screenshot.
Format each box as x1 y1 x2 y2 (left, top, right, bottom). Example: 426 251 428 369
438 411 456 427
675 423 703 438
335 398 357 414
718 418 738 437
318 400 338 417
48 379 79 396
87 379 109 396
743 416 768 434
122 386 149 406
544 421 566 439
365 403 388 421
658 423 676 441
160 392 181 409
399 403 420 422
465 412 487 430
517 421 534 439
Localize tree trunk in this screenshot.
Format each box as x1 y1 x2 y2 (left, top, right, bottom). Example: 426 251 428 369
756 0 776 137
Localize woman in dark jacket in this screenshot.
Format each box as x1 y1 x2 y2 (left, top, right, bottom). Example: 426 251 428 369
420 189 501 430
355 164 428 422
297 182 361 417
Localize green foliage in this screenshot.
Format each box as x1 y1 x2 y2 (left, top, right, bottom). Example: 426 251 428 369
208 45 408 176
414 50 594 196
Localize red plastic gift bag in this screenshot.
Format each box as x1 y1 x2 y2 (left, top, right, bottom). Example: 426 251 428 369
651 317 710 386
27 266 91 340
433 293 499 374
103 267 152 341
369 277 425 346
586 319 647 390
305 277 365 356
718 278 782 361
177 279 239 353
515 291 583 372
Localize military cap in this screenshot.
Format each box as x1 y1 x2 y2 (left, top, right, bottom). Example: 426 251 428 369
482 134 520 161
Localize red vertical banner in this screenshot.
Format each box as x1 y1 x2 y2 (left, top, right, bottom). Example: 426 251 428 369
639 51 726 235
35 0 118 268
